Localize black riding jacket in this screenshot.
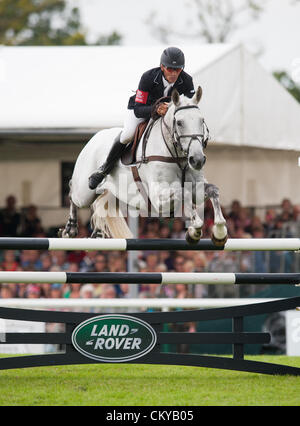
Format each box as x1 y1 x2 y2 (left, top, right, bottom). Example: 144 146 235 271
128 67 195 120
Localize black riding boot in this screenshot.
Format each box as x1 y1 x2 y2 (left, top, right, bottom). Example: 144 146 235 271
88 134 126 190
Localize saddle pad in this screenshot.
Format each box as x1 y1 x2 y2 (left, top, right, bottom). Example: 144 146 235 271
121 120 149 165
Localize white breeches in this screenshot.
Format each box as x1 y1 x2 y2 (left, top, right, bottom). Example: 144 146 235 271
120 109 145 144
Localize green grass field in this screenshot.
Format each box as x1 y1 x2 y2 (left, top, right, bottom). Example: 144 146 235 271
0 356 300 406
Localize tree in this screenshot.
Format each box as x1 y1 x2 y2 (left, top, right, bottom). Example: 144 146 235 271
0 0 121 46
273 71 300 103
146 0 265 44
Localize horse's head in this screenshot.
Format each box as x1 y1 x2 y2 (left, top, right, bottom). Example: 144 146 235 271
166 86 209 171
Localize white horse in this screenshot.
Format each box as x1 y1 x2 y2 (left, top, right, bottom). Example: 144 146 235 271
59 87 228 245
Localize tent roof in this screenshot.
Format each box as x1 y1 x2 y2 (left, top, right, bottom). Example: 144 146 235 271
0 44 300 151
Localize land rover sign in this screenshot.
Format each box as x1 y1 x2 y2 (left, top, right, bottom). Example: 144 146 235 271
71 314 157 362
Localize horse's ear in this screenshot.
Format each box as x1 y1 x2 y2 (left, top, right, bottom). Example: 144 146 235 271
192 86 202 104
171 89 180 106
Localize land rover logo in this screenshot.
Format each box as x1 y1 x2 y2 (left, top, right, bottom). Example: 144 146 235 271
71 314 157 362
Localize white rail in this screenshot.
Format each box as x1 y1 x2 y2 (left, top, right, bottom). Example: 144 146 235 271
0 298 282 310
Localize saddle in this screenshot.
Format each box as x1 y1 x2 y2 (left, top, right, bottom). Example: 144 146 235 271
121 120 149 165
121 96 171 166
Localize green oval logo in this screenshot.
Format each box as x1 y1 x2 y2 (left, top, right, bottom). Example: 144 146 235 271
71 314 157 362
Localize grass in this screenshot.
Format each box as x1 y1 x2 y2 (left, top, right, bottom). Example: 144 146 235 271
0 356 300 406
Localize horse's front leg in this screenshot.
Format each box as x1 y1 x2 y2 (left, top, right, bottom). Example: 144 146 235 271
58 190 78 238
183 180 204 244
186 206 203 244
205 183 228 246
148 180 183 217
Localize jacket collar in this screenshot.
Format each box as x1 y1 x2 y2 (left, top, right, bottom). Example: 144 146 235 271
154 69 163 85
154 69 184 86
154 69 184 88
174 75 183 87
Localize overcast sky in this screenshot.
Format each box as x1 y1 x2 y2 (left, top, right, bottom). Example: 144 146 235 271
71 0 300 78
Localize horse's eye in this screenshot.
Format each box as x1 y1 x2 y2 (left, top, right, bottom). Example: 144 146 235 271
177 120 183 127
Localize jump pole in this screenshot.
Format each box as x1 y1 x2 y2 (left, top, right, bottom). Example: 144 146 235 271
0 271 299 285
0 237 300 251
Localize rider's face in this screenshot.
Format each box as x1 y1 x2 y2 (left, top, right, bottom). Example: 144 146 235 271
161 65 182 84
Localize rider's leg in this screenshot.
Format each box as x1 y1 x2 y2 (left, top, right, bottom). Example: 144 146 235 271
88 110 144 190
88 132 126 190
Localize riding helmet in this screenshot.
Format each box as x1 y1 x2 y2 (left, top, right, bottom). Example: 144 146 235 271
160 47 185 69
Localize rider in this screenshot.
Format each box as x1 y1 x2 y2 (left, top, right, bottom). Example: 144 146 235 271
88 46 196 190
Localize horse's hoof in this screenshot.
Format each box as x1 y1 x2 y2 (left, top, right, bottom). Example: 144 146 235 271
61 230 70 238
185 229 202 245
211 233 228 247
68 228 78 238
91 230 104 239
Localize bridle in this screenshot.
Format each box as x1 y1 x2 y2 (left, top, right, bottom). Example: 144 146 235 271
161 104 210 162
132 102 210 212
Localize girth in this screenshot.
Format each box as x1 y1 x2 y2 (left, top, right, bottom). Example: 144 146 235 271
131 119 188 215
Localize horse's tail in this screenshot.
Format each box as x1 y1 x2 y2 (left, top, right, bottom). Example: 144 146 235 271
91 190 133 238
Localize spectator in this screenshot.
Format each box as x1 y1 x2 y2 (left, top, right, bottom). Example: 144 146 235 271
68 262 79 272
107 252 126 272
174 283 191 298
170 218 185 239
262 209 275 235
80 284 95 298
159 223 171 238
20 250 42 270
101 285 117 298
292 205 300 222
49 251 69 271
40 253 52 271
193 252 207 272
147 284 163 298
93 254 107 272
119 283 130 298
1 250 19 271
144 253 159 272
234 226 251 238
40 283 52 298
79 251 98 272
49 284 63 298
237 207 252 231
173 255 185 272
228 200 242 227
26 284 42 298
21 204 43 237
158 250 174 270
67 249 86 265
69 283 81 298
244 216 263 235
0 195 21 237
0 284 16 298
278 198 293 222
182 260 195 273
140 219 160 239
17 283 27 298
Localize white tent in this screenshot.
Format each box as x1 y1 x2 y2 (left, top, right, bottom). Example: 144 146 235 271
1 44 300 151
0 44 300 214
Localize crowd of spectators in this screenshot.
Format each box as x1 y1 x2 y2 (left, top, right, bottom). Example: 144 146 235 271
0 194 300 301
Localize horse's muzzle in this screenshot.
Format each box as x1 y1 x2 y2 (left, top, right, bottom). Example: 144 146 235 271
189 155 206 170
